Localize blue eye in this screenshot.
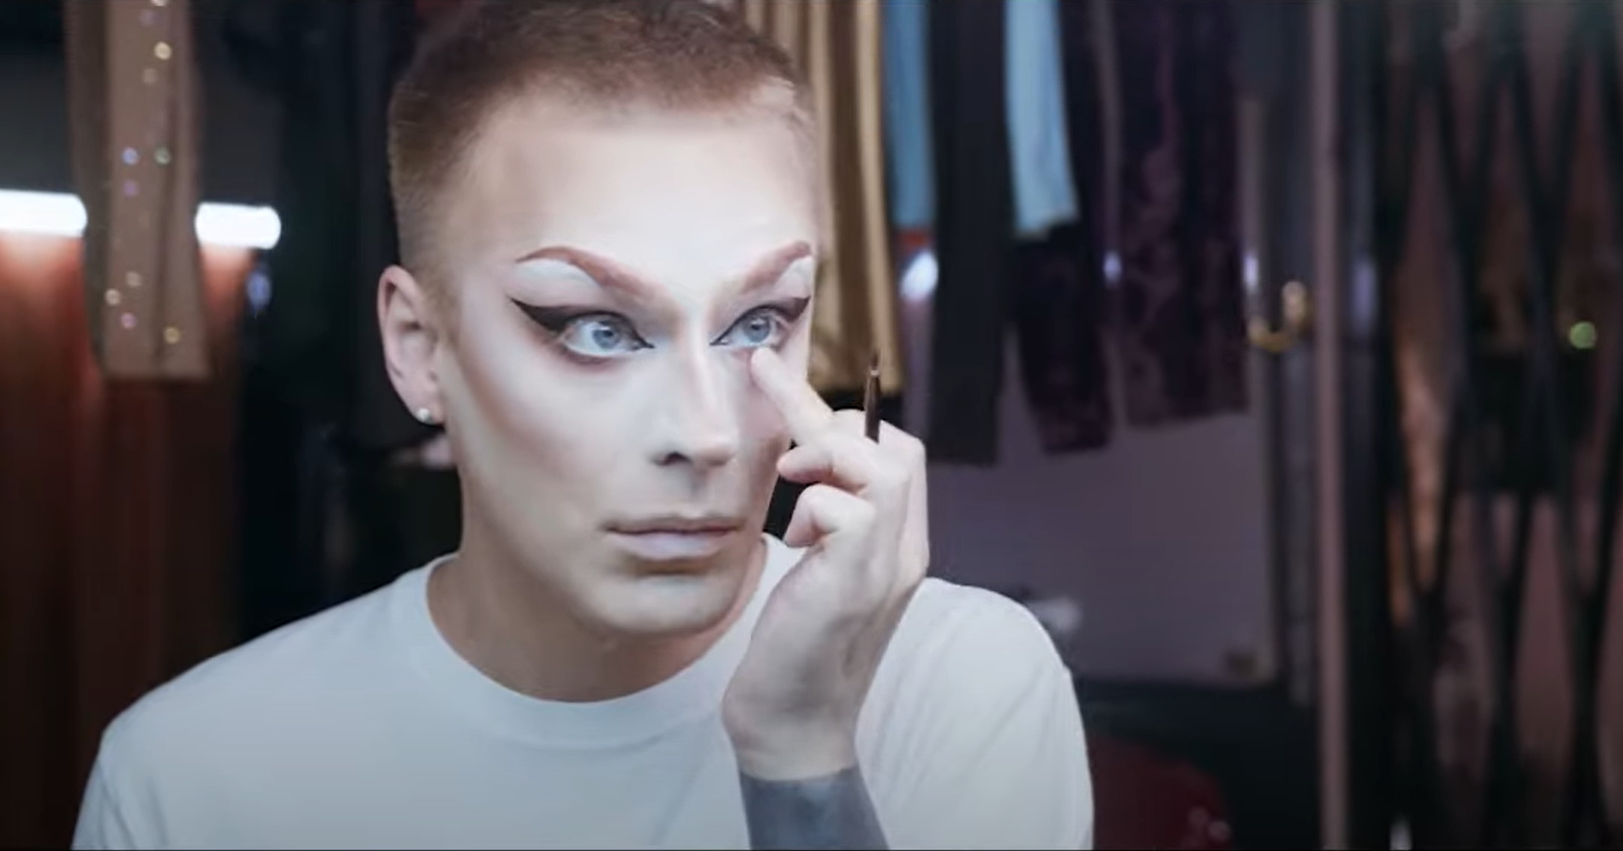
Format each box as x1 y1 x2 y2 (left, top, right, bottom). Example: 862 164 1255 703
559 315 649 357
716 308 788 349
515 298 807 359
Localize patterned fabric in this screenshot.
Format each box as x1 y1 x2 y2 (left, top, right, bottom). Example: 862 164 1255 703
1010 0 1112 456
66 0 209 379
1011 226 1111 453
1113 0 1247 427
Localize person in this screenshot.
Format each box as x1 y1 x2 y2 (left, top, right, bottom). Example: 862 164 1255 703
72 2 1092 848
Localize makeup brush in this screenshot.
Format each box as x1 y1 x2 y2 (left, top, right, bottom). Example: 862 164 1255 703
863 350 881 443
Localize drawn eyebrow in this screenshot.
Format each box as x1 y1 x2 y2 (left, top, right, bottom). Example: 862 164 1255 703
513 241 814 300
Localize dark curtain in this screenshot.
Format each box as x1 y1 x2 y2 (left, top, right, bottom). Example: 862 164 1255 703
222 0 446 638
925 0 1012 465
1113 0 1247 427
0 2 251 842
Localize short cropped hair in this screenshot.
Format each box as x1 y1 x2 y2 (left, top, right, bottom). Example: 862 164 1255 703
388 0 812 290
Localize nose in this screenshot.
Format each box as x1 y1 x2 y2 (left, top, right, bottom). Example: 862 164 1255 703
647 343 741 470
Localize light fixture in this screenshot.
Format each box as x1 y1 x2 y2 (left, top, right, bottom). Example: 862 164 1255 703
899 248 938 303
0 189 280 250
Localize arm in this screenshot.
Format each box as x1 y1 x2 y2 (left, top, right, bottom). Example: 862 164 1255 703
738 766 888 850
725 348 929 850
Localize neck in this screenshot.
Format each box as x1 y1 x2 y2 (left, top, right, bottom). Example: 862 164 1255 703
428 513 765 703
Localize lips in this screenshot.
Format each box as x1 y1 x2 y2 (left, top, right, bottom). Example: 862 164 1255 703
605 516 743 561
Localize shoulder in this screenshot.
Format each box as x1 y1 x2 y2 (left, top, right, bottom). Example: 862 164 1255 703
93 575 412 804
904 577 1058 650
760 539 1070 720
890 577 1068 687
862 576 1075 737
763 535 1065 690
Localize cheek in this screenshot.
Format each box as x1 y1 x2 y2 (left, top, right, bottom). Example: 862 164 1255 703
447 333 621 476
452 322 795 475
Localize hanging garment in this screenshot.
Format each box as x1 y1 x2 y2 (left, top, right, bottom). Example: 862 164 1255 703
927 0 1111 463
1005 0 1080 239
925 0 1011 465
1010 224 1112 453
1009 0 1112 455
1113 0 1247 426
66 0 209 379
739 0 905 396
882 0 934 232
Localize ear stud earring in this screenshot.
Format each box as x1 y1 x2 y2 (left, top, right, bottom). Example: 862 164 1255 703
414 407 437 425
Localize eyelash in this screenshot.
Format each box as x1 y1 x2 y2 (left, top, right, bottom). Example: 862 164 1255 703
514 299 808 361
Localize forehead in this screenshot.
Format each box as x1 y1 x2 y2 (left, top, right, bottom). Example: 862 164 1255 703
445 94 821 289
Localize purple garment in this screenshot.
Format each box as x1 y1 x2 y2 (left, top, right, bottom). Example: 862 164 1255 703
1010 0 1112 454
1011 223 1113 453
1114 0 1247 426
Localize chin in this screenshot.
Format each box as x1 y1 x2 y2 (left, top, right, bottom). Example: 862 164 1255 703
585 565 749 639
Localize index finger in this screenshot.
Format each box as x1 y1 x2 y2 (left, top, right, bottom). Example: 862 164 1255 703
749 347 836 442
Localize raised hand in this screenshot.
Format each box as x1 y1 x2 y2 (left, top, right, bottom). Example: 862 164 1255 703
722 347 930 783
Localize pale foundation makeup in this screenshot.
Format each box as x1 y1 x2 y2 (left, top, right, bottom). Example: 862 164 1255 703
379 95 821 700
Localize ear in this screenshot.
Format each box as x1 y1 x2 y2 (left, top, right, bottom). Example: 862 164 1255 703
378 264 445 424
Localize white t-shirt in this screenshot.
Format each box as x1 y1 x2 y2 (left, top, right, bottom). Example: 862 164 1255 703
73 535 1092 849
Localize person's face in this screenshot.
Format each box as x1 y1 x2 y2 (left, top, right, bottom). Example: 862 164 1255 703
381 93 819 639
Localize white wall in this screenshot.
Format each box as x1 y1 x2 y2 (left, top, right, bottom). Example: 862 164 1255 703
925 342 1276 685
901 261 1277 685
